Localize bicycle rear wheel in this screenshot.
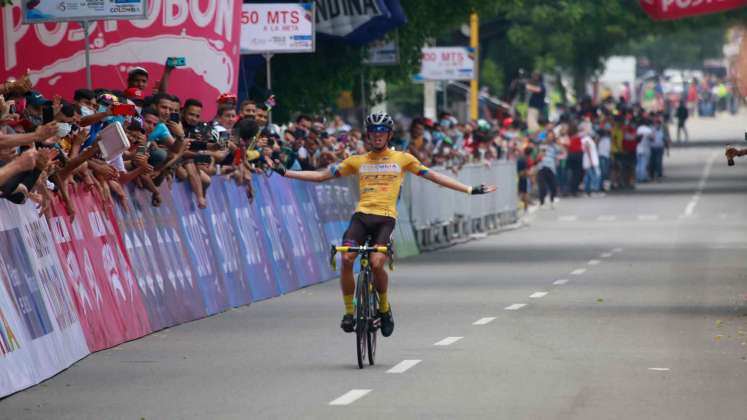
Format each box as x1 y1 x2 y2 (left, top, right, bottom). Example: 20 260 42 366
355 270 368 369
367 287 378 366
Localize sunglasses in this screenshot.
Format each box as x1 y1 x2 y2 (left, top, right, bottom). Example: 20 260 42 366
367 125 391 134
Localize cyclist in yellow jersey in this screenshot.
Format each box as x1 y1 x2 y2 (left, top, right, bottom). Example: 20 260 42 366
271 112 496 336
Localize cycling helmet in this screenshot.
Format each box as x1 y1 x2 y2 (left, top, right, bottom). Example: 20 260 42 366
365 111 394 130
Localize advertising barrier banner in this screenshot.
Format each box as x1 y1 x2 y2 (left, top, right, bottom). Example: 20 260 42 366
222 180 279 301
0 200 88 398
47 185 150 351
115 185 207 331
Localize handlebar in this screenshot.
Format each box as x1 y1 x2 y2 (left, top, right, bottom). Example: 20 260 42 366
329 244 394 272
334 245 389 254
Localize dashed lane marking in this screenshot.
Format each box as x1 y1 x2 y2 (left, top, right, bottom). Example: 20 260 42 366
504 303 527 311
600 252 613 258
434 337 463 346
588 259 600 265
529 292 548 298
472 317 496 325
597 215 617 221
553 279 569 285
637 215 659 221
612 248 623 253
648 368 670 372
329 389 372 406
387 360 421 374
571 268 587 275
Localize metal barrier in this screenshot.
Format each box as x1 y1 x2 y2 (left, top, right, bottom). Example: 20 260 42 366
403 161 518 251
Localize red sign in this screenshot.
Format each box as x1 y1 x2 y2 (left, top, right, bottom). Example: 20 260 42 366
0 0 242 118
639 0 747 20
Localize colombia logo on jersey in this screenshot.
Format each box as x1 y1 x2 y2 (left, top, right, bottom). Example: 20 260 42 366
359 163 401 173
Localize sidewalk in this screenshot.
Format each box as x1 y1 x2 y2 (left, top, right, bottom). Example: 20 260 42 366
672 109 745 144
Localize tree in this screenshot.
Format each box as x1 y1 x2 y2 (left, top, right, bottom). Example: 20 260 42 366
250 0 502 122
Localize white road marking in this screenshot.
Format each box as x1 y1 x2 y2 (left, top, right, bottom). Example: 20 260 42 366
637 215 659 221
473 317 496 325
387 360 421 374
612 248 623 253
571 268 587 275
683 200 697 217
600 252 613 258
529 292 548 298
553 279 569 285
434 336 463 346
682 151 717 218
588 259 600 265
329 389 372 406
559 215 578 222
597 215 617 221
504 303 527 311
648 368 670 372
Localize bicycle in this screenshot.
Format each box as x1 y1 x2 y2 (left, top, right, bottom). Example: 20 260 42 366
330 243 393 369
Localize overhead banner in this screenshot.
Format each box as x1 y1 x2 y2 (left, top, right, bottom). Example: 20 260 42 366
22 0 148 23
1 0 242 119
315 0 406 45
639 0 747 20
414 47 475 81
240 2 315 53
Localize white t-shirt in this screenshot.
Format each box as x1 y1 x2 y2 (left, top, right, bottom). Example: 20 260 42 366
598 136 611 158
109 153 126 173
636 125 653 155
582 135 599 169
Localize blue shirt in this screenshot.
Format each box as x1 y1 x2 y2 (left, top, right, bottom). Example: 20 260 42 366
538 144 558 173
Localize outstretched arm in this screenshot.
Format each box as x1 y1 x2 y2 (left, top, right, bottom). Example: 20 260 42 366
284 168 335 183
268 156 335 182
422 170 496 195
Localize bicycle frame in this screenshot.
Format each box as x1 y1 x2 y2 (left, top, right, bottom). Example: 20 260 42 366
330 244 393 368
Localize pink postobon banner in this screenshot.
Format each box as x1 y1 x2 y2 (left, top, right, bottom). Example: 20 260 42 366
0 0 241 117
639 0 746 20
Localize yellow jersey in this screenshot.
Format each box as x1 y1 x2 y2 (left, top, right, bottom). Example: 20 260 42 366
331 149 429 218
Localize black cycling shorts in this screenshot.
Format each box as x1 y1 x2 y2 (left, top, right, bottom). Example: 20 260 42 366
342 212 396 246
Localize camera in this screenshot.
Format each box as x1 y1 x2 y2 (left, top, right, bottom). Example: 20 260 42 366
218 130 230 146
169 112 181 123
194 154 212 164
189 141 208 151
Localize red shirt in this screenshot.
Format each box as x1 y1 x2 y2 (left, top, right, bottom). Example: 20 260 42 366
622 124 637 153
567 135 583 153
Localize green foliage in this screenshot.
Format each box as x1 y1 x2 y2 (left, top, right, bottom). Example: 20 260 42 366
615 26 726 73
255 0 502 121
479 58 503 96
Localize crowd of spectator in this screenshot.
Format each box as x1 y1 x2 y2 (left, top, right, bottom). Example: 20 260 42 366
1 60 729 219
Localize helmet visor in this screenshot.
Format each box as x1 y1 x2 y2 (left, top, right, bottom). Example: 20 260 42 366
367 125 391 134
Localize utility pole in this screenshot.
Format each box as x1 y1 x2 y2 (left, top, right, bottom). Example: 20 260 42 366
469 12 479 121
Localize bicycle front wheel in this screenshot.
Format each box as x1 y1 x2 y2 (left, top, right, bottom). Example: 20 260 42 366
367 287 378 366
355 270 369 369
